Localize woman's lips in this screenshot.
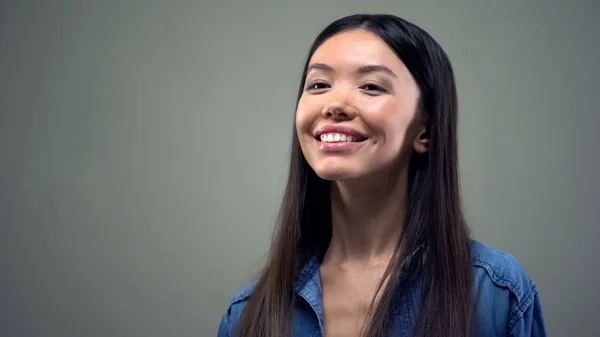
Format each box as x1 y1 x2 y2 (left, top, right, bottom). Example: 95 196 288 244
314 124 368 140
315 138 366 152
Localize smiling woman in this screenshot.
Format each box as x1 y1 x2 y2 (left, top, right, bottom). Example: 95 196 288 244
217 14 546 337
297 29 424 183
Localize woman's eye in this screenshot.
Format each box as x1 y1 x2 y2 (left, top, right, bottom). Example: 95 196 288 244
306 82 330 90
360 83 387 92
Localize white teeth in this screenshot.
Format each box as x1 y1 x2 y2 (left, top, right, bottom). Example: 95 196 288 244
319 133 358 143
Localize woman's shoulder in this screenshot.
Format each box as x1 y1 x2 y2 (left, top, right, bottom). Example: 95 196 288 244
469 240 545 336
229 280 257 306
469 239 536 297
217 280 256 337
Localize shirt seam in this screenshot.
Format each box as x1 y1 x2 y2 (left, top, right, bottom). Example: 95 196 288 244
230 294 251 307
470 258 523 298
221 310 232 336
507 284 538 334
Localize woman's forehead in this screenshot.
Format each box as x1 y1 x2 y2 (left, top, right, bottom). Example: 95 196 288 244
308 30 414 85
309 30 409 77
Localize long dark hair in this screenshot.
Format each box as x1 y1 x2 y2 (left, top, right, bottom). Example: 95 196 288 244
236 14 473 337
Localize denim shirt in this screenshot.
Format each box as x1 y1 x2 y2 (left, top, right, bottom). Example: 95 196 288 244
217 240 546 336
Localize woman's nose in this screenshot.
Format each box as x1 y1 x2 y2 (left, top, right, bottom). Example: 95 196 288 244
321 90 357 120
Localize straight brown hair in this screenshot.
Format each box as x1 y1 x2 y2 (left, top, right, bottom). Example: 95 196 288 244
236 14 473 337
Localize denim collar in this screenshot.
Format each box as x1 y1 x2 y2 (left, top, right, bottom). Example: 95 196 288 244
293 243 426 333
294 255 324 327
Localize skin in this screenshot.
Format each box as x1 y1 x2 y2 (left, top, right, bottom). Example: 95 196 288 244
295 29 429 337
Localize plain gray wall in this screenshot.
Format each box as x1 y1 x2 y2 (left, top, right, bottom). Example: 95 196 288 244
1 1 598 336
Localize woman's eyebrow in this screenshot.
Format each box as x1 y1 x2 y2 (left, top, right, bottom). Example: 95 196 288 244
307 63 397 78
357 65 397 78
307 63 333 73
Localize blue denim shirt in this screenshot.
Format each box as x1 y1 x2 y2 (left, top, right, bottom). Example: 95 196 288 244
218 240 546 336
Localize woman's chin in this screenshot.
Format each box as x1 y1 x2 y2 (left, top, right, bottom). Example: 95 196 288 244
314 168 361 181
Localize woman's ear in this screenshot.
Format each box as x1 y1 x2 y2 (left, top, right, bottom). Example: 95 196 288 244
413 126 429 154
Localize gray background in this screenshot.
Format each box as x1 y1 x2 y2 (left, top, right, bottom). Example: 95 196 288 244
1 1 598 336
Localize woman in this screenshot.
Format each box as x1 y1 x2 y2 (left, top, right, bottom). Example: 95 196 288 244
218 14 546 337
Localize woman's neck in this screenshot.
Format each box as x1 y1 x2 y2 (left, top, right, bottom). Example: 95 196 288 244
324 167 408 265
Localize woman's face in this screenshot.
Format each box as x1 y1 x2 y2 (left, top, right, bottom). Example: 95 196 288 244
296 29 426 181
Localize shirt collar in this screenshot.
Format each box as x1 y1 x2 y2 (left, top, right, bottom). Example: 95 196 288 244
292 243 426 316
294 255 324 325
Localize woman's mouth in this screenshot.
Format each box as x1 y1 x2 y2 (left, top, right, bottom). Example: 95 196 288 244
315 132 367 143
312 125 369 152
313 132 368 153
